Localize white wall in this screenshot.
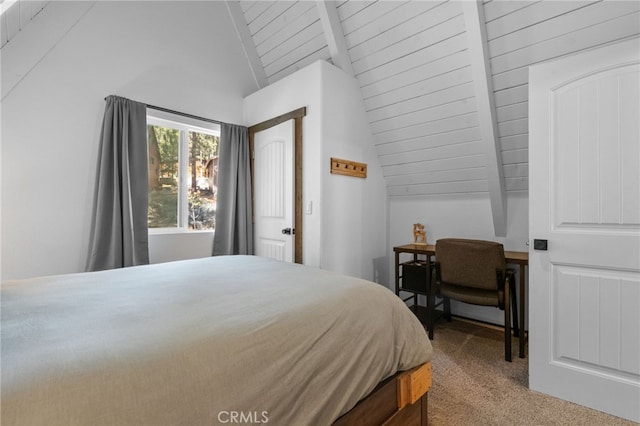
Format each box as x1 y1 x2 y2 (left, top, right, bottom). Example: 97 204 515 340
389 192 529 325
0 0 527 292
319 63 388 282
243 62 323 268
1 1 256 280
243 60 388 281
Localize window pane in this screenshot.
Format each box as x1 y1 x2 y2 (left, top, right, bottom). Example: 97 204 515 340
148 125 179 228
187 131 219 230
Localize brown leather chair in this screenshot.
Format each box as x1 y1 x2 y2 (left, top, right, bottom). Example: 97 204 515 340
433 238 518 361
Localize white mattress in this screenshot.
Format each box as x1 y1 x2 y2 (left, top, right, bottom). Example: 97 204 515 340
1 255 432 425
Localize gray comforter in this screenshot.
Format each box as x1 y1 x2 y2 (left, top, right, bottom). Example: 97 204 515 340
1 255 432 425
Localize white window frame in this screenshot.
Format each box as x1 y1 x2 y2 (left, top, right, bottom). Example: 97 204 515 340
147 110 221 234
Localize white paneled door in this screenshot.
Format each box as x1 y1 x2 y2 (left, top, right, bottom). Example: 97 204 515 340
253 120 295 262
529 38 640 422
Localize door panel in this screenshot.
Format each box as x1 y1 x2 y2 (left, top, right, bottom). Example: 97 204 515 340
257 238 286 261
553 65 640 230
529 38 640 422
253 120 294 262
553 265 640 375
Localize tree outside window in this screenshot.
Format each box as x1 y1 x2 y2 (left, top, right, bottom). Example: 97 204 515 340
147 119 219 231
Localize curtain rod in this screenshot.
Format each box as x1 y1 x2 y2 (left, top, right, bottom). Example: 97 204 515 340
146 104 224 126
104 96 224 126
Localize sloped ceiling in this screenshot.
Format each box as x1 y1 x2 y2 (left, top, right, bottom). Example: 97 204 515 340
3 0 638 229
230 0 639 209
0 0 48 48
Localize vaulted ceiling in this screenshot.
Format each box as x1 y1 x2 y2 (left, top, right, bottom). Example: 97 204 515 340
3 0 639 209
0 0 48 47
228 0 639 212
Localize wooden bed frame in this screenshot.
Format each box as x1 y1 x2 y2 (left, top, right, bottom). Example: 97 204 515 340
333 361 432 426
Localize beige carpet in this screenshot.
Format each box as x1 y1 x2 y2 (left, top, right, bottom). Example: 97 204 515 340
427 319 636 426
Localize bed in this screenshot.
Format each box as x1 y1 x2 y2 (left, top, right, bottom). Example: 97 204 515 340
1 255 432 425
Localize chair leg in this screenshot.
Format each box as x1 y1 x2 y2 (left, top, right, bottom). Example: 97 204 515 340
504 283 512 362
511 280 519 338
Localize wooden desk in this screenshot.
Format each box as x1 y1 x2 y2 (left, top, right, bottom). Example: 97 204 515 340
393 244 528 358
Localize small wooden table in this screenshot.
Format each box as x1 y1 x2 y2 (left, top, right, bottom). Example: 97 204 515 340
394 243 529 358
393 244 437 339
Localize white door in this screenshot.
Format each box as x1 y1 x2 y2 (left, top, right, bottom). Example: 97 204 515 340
253 120 295 262
529 38 640 422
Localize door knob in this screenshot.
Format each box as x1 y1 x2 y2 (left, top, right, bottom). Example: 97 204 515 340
282 228 294 235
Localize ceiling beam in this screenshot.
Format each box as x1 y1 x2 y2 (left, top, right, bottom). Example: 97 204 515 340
462 0 507 237
225 1 268 90
315 1 354 76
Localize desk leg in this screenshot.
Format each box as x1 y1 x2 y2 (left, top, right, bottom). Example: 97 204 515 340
519 265 526 358
395 251 400 296
426 260 434 340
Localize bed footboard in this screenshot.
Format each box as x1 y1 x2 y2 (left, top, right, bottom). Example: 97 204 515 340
333 361 432 426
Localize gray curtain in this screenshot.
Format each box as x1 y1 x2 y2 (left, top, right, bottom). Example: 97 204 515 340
213 123 254 255
86 96 149 271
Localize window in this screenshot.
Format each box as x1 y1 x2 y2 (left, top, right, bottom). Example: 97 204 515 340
147 114 220 231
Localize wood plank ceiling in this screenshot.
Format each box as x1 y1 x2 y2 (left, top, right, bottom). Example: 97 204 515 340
1 0 49 48
233 0 640 201
3 0 638 202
